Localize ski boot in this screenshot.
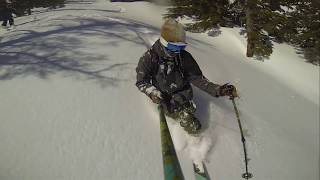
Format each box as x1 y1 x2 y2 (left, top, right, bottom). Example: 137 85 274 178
179 111 202 135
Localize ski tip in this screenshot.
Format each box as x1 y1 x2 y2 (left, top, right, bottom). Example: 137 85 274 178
193 162 211 180
193 162 204 173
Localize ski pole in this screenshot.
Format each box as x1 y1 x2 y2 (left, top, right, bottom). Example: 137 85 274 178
230 96 253 179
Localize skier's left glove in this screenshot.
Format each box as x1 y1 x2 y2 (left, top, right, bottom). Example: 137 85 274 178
218 84 238 98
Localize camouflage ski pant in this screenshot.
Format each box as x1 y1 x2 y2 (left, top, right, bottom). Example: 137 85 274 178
163 101 201 134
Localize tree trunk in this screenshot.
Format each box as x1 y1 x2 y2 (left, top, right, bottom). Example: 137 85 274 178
246 0 255 57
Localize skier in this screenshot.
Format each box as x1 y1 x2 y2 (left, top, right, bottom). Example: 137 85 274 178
0 3 16 28
136 19 237 134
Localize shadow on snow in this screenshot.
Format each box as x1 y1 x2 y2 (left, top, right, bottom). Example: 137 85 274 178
0 17 160 88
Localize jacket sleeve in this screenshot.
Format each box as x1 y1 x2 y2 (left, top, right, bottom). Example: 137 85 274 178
136 50 158 97
182 52 221 97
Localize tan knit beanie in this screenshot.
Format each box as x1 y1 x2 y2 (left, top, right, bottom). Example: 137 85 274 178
161 19 186 43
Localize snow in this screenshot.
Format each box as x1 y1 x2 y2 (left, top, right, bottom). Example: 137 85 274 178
0 0 319 180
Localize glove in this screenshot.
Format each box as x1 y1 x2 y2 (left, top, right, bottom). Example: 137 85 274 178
149 89 162 104
218 84 238 98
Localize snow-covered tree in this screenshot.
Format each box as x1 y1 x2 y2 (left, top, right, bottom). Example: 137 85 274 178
10 0 66 15
165 0 275 58
285 0 320 65
165 0 319 64
165 0 231 32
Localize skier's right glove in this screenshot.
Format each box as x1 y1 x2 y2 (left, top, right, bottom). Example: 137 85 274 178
149 89 162 104
218 84 238 98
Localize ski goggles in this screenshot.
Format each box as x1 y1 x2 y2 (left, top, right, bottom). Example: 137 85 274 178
160 37 187 53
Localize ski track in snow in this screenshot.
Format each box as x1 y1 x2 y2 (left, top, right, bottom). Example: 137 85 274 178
0 0 319 180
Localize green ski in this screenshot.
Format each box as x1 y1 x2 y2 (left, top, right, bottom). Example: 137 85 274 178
158 105 184 180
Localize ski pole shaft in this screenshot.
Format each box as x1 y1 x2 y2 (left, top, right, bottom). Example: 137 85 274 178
231 98 253 179
231 99 245 141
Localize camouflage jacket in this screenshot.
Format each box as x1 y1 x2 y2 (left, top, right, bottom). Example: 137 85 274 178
136 40 221 105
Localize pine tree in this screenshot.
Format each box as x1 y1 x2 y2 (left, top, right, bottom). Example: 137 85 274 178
165 0 319 64
11 0 66 15
245 0 281 58
286 0 320 64
165 0 231 32
166 0 275 59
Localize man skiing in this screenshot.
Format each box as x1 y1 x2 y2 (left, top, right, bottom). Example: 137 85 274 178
0 3 16 28
136 19 237 134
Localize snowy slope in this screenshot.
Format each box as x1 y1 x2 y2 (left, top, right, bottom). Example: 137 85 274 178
0 0 319 180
